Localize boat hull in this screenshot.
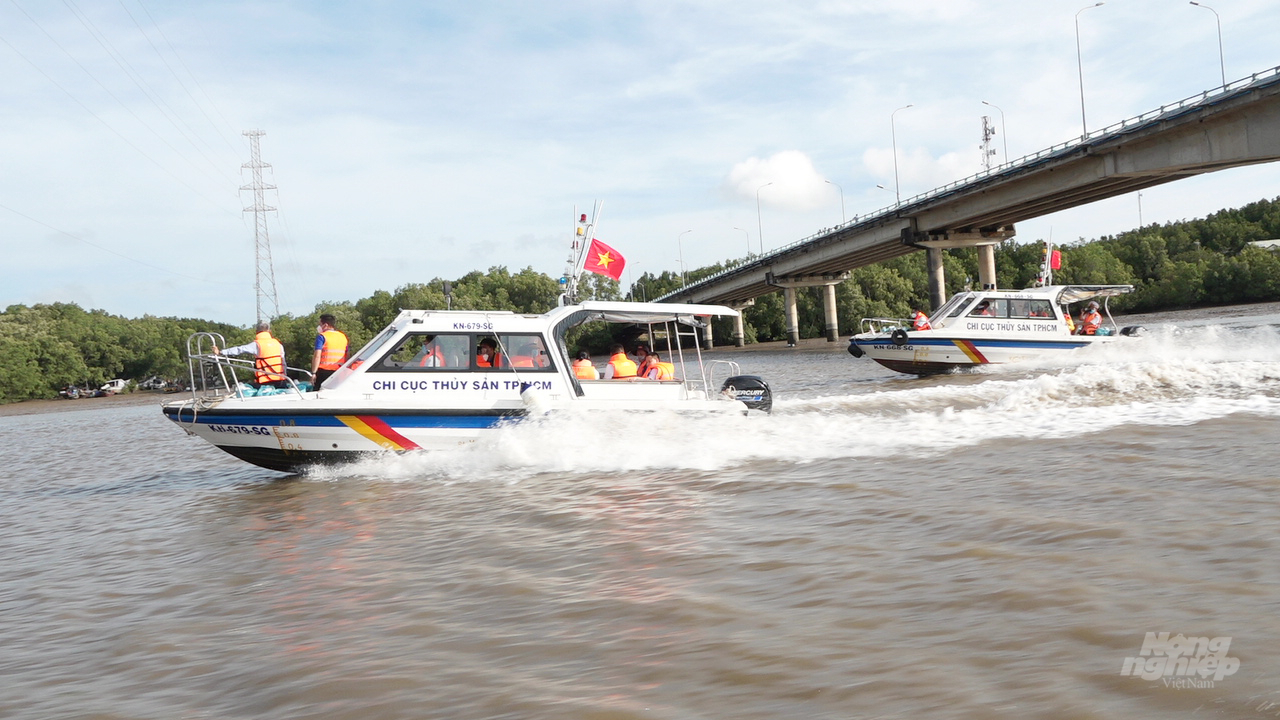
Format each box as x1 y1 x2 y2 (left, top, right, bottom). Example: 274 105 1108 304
163 404 522 472
851 334 1104 375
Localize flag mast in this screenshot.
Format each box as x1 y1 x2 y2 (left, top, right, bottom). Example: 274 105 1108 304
561 200 604 305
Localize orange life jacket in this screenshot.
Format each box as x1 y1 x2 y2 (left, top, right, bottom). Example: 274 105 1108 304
418 345 445 367
607 353 637 379
1080 310 1102 335
647 361 675 381
476 350 496 368
572 358 597 379
913 311 931 331
253 332 286 384
510 354 536 368
318 329 348 370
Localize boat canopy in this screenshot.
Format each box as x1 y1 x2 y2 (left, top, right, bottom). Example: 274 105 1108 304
570 300 739 326
1055 285 1134 304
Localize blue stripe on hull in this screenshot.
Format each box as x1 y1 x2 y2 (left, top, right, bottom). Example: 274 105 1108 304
163 409 516 429
854 337 1090 350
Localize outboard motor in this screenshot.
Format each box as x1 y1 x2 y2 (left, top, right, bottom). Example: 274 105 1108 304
721 375 773 414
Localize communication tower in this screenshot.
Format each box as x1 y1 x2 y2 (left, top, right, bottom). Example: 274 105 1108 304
241 130 280 323
980 115 998 172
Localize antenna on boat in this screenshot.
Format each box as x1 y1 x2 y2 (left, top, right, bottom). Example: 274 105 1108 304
1036 237 1059 287
560 200 604 305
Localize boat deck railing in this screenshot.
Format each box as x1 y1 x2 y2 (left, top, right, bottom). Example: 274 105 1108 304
860 317 912 334
182 332 312 409
704 360 743 395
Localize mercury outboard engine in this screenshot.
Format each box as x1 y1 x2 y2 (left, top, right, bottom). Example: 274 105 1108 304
721 375 773 414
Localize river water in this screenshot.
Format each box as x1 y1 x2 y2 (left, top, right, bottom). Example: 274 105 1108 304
3 307 1280 719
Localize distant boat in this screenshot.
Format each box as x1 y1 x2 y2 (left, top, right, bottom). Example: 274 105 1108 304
847 285 1141 375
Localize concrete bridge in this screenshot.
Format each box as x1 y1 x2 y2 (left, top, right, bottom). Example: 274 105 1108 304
660 65 1280 346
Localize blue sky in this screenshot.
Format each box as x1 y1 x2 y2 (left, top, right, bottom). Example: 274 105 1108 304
2 0 1279 323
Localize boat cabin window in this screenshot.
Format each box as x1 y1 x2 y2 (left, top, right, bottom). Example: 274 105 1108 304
376 333 473 370
967 298 1008 318
1008 299 1056 319
494 334 554 371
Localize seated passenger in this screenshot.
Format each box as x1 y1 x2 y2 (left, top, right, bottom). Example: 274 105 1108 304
912 310 931 330
509 343 539 368
634 343 654 378
1078 301 1103 335
475 339 498 368
643 352 675 381
602 343 637 379
416 340 446 367
972 300 994 316
572 350 599 380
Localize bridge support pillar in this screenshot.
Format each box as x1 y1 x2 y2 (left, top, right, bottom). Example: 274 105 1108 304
702 321 714 350
730 300 754 347
926 247 946 312
767 272 848 347
977 244 998 290
823 284 839 341
783 287 800 347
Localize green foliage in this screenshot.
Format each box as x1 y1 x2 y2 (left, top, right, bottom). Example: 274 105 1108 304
7 197 1280 400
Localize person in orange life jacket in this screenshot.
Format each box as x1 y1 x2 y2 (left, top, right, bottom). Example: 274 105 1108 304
310 313 349 389
972 300 995 316
416 338 446 367
1078 301 1103 335
912 311 931 330
508 342 543 368
572 350 599 380
643 352 675 381
475 338 498 368
215 321 289 389
602 343 638 379
633 343 654 378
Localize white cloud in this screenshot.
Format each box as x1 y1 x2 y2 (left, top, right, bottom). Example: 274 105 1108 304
725 151 834 212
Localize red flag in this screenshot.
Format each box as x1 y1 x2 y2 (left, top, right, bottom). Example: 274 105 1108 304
1050 249 1062 270
585 238 625 281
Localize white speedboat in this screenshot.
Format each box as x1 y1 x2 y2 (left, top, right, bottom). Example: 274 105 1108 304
163 301 771 472
847 285 1140 375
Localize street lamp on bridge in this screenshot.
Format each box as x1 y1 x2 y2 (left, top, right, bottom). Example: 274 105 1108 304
1190 2 1227 88
756 182 773 255
891 104 913 204
733 226 751 256
678 230 692 286
1075 2 1105 139
825 180 845 224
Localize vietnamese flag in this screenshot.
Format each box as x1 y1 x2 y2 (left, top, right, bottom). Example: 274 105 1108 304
585 238 626 281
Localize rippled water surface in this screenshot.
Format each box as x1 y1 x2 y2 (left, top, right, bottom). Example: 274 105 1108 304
3 312 1280 719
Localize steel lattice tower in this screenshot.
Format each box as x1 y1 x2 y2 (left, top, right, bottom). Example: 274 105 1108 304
241 130 280 323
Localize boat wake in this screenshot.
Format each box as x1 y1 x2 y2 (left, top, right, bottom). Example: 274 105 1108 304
308 324 1280 481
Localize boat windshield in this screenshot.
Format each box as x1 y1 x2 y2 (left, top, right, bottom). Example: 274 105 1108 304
936 292 976 319
347 326 400 370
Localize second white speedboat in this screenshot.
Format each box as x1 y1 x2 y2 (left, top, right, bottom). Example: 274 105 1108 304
847 285 1141 375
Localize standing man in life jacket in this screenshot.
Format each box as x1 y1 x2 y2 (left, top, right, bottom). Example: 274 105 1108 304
602 344 637 379
310 313 349 389
572 350 599 380
214 321 289 389
1078 301 1103 335
912 311 931 331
